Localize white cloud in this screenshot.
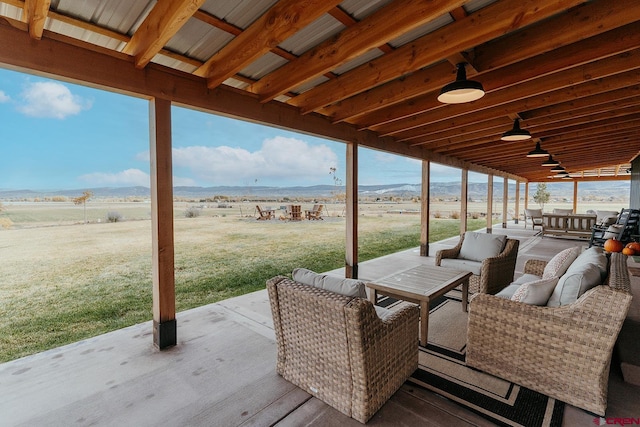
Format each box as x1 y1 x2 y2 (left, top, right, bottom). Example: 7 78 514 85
18 81 91 119
0 90 9 103
170 136 338 185
79 169 150 186
78 168 195 187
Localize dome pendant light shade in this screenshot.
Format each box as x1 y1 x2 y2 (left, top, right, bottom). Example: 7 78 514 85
437 63 485 104
550 165 566 172
526 142 549 158
541 155 560 167
501 118 531 141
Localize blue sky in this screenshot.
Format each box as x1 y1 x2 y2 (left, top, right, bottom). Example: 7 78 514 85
0 68 475 190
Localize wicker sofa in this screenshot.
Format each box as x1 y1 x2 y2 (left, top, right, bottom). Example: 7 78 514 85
435 232 519 294
266 275 419 423
466 252 632 416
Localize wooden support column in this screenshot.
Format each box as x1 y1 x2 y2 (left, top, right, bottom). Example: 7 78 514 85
573 181 579 213
502 177 508 228
420 160 430 256
524 182 530 210
150 98 176 350
486 174 493 233
345 142 358 278
460 169 468 235
515 181 520 224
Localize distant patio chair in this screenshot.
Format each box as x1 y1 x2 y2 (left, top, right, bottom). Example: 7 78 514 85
285 204 302 221
305 204 323 220
589 208 640 247
524 208 543 230
256 205 274 220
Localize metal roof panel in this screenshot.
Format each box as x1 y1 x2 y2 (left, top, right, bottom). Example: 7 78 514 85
278 14 345 56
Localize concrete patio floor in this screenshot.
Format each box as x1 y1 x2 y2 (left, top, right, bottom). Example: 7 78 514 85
1 222 639 426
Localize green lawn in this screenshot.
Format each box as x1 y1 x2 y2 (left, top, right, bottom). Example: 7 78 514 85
0 211 486 362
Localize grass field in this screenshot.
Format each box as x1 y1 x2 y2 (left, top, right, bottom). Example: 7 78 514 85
0 199 621 362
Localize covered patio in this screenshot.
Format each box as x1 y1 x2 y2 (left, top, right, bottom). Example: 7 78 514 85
2 225 639 426
1 1 640 425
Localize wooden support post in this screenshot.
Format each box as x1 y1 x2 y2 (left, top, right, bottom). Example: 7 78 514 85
573 181 579 213
345 142 358 278
420 160 430 256
515 181 520 224
502 177 508 228
460 169 468 235
150 98 176 350
524 182 529 210
486 174 493 233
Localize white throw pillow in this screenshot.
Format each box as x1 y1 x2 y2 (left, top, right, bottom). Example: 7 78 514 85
459 232 507 262
569 246 608 280
292 268 367 298
546 263 601 307
542 247 580 279
510 277 559 305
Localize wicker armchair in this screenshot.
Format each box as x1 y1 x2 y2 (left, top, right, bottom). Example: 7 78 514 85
267 276 419 423
435 235 519 294
466 252 633 416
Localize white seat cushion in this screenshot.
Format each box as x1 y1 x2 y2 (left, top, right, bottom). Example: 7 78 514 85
496 284 520 299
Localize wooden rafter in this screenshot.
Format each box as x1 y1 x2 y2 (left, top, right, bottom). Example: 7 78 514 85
329 3 640 124
288 0 584 113
250 0 467 103
194 0 342 89
23 0 49 40
123 0 206 69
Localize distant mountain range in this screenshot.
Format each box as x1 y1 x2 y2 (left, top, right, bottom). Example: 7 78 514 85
0 181 630 200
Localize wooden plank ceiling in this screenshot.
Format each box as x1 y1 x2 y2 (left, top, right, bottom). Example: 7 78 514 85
1 0 639 183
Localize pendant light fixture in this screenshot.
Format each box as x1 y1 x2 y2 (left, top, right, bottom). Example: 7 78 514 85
541 155 560 167
550 165 566 173
526 142 549 158
437 63 485 104
501 118 531 141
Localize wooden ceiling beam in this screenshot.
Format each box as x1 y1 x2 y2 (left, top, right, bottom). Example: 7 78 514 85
287 0 583 113
194 0 341 89
23 0 49 40
463 130 640 162
413 105 640 150
398 116 511 144
473 0 640 71
325 1 640 124
520 86 640 120
378 65 640 138
251 0 466 103
362 33 640 132
524 94 640 128
123 0 205 69
393 86 640 143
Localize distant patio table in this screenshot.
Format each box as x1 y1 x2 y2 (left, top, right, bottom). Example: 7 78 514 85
366 264 471 347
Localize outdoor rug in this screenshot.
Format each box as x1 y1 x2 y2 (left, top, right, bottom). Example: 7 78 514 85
378 293 565 427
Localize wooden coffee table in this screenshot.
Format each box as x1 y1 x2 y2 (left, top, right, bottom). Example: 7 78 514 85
366 264 472 347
